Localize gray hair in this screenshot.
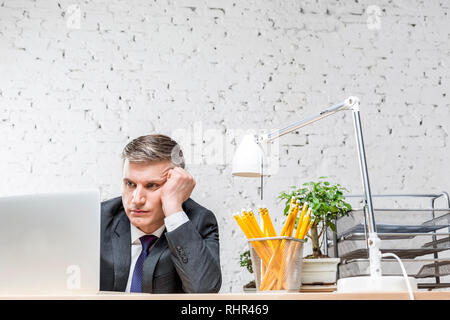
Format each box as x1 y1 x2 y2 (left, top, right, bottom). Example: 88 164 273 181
121 134 185 169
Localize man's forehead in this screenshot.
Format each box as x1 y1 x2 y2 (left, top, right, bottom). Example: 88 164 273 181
123 159 173 180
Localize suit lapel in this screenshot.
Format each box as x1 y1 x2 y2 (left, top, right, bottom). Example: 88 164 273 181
111 212 131 291
142 230 168 293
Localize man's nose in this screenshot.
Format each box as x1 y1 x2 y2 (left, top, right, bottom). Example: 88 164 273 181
131 186 146 205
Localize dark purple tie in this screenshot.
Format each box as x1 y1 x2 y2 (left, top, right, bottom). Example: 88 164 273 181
130 235 158 293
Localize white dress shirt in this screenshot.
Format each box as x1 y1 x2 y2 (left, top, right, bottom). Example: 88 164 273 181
125 211 190 292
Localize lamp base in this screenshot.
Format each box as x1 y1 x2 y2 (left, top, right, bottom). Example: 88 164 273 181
337 276 417 293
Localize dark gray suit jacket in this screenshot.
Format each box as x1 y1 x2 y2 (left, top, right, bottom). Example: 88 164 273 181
100 196 221 293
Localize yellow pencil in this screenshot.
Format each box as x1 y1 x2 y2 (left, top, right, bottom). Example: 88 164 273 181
297 208 312 239
300 220 314 239
260 207 277 237
294 202 309 238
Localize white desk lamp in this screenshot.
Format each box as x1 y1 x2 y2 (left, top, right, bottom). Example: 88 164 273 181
232 96 417 297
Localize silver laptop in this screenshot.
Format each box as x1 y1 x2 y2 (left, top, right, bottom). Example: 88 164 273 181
0 190 100 296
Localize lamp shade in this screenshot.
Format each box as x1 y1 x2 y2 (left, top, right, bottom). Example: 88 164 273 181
232 134 266 177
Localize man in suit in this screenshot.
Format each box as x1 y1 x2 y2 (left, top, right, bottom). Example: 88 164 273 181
100 134 222 293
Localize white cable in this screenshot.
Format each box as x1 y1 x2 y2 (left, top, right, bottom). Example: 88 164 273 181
381 252 415 300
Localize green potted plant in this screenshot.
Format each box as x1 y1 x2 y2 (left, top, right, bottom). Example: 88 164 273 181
239 250 256 292
279 176 352 284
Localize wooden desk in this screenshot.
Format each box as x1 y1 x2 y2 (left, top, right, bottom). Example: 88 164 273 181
1 291 449 300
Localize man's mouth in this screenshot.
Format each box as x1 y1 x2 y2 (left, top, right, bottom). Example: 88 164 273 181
130 210 148 216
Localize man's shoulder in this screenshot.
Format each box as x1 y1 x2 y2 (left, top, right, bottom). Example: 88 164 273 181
182 198 217 222
183 198 206 214
101 196 124 219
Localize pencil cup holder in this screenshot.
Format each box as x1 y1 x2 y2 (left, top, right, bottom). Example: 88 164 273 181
248 236 304 292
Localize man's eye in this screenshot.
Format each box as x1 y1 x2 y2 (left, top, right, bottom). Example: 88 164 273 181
146 184 159 189
126 181 136 188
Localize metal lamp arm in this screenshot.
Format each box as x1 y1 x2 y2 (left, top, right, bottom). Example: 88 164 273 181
260 96 360 143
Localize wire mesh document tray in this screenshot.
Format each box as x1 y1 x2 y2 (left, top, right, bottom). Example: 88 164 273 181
339 258 450 279
416 261 450 278
333 208 450 241
339 247 449 260
422 213 450 226
338 223 450 240
422 236 450 249
328 233 450 259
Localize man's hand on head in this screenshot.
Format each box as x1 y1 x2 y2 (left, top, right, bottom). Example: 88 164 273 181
160 167 196 217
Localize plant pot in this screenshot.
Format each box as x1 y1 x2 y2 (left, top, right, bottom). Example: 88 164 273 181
243 280 256 293
301 258 340 285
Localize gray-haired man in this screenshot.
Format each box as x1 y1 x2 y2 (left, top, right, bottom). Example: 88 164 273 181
100 134 222 293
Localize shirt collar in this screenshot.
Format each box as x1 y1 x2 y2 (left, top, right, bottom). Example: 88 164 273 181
130 223 165 245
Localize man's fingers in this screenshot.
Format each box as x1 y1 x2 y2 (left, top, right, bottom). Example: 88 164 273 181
172 167 191 180
172 167 186 177
166 169 173 180
165 167 195 188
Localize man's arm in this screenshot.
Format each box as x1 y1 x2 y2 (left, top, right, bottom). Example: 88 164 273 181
159 167 221 293
164 207 221 293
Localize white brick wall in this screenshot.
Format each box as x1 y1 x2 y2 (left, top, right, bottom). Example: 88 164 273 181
0 0 449 292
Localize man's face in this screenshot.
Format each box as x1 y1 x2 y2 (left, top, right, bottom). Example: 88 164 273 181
122 159 173 233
